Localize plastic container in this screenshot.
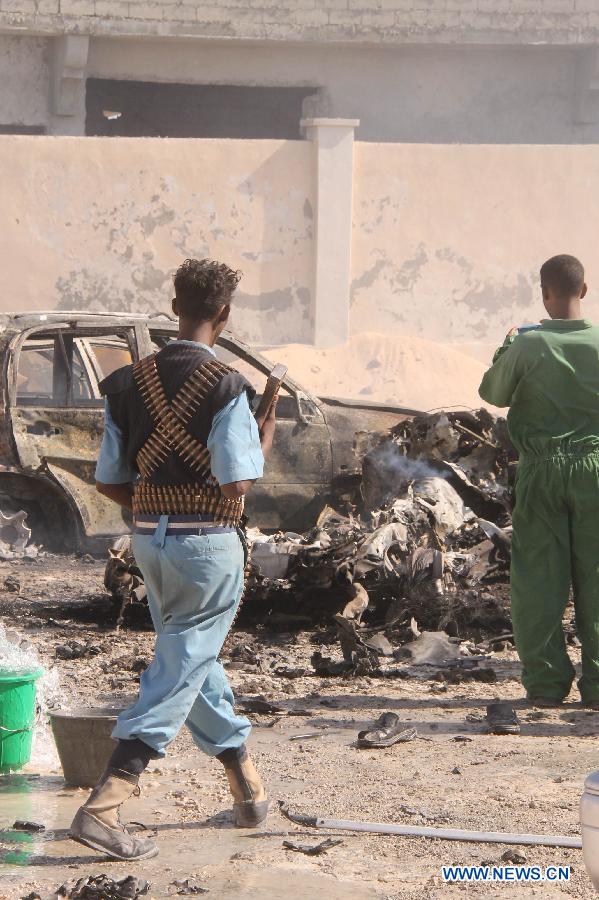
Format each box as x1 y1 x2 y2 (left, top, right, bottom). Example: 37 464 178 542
0 669 43 773
581 770 599 889
50 707 122 787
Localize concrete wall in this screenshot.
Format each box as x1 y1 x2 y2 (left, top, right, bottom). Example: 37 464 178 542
2 3 599 142
351 143 599 359
87 39 599 144
0 136 314 344
0 35 49 131
2 135 599 358
0 0 596 45
3 34 599 142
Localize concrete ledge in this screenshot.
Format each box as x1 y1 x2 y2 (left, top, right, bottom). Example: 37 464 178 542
0 9 598 46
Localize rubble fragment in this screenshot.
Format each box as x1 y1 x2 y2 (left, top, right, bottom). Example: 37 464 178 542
12 820 45 833
0 509 32 558
282 837 343 855
168 878 209 895
56 875 149 899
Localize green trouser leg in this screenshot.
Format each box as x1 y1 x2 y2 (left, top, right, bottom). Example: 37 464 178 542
511 460 575 701
568 456 599 705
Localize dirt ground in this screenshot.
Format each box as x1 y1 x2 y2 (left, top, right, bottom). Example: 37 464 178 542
0 555 596 899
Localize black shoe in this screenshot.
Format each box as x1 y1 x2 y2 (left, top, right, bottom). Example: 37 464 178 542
486 702 520 735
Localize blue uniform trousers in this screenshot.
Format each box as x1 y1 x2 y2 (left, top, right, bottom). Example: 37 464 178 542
112 525 251 757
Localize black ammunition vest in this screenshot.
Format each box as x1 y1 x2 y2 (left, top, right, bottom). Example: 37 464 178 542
99 343 254 521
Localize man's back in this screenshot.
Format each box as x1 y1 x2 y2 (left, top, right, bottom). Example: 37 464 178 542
479 319 599 457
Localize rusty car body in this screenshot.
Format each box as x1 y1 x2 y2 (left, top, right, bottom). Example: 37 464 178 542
0 312 416 550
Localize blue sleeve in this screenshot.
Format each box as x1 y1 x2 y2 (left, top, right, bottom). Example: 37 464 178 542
208 392 264 485
95 399 135 484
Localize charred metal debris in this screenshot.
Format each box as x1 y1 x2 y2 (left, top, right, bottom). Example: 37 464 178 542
105 410 516 667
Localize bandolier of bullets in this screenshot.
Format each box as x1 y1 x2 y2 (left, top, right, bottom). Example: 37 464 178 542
131 354 245 527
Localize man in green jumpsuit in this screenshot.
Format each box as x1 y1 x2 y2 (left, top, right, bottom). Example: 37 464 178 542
479 254 599 708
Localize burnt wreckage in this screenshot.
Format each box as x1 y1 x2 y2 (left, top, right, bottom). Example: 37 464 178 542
0 311 518 650
108 403 519 655
0 311 412 554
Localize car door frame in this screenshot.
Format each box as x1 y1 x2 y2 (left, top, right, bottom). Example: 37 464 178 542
6 322 140 548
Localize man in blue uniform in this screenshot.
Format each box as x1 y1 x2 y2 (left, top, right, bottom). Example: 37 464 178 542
70 258 277 861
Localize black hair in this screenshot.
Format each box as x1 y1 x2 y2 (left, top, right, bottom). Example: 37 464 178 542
540 254 585 300
173 258 241 321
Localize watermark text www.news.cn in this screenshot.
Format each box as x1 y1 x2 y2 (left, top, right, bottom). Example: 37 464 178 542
441 865 571 883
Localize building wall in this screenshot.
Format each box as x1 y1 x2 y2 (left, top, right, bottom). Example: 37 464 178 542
1 135 599 358
2 33 598 142
0 0 594 45
0 35 49 131
351 143 599 359
0 136 314 344
88 39 599 143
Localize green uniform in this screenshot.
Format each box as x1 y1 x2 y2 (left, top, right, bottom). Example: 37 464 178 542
479 319 599 704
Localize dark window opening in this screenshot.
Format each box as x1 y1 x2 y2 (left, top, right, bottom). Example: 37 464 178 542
0 125 46 135
17 337 93 407
85 78 317 139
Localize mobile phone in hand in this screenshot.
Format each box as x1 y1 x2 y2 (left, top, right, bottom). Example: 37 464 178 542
255 364 288 421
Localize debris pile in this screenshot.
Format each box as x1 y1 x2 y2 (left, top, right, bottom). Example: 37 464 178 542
53 875 149 899
104 410 515 668
243 410 513 646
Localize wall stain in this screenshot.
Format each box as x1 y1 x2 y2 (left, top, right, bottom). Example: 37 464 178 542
350 244 428 305
139 205 176 237
460 273 534 312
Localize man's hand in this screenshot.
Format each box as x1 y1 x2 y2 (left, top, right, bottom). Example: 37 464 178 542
256 395 278 460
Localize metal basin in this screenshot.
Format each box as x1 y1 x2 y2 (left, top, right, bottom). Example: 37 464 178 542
50 707 122 787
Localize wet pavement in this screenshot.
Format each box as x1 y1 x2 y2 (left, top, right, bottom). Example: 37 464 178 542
0 727 380 900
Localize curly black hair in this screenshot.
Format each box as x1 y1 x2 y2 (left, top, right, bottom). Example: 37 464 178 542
173 258 242 321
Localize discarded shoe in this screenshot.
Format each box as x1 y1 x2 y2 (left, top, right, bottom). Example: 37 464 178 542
70 770 158 861
486 702 520 735
357 712 417 748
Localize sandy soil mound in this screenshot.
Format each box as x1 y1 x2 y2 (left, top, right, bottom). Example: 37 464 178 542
265 332 493 412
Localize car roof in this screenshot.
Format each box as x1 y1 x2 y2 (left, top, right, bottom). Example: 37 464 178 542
1 311 177 327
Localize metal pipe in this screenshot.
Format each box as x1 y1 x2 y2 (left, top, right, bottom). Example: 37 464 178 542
278 804 582 849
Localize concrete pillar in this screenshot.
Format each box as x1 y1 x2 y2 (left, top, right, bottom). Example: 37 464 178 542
300 117 359 347
49 34 89 135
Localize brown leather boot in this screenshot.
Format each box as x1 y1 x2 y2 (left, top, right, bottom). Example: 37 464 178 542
218 746 269 827
70 769 158 860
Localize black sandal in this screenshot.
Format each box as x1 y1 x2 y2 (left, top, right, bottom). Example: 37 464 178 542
486 702 520 735
357 712 417 748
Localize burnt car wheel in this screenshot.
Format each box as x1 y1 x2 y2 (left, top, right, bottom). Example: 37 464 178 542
0 474 80 552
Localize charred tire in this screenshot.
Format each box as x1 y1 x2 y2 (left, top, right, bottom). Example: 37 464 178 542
0 473 81 551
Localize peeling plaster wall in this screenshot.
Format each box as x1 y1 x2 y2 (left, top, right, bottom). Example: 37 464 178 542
0 35 49 131
0 136 313 344
351 144 599 360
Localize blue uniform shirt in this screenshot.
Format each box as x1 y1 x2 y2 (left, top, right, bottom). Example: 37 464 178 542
95 341 264 486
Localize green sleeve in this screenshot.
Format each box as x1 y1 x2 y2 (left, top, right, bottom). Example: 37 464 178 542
479 338 525 408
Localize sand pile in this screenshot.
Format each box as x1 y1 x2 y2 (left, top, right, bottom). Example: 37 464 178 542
264 332 493 412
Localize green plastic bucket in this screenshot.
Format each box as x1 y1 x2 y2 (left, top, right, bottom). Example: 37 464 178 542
0 669 42 773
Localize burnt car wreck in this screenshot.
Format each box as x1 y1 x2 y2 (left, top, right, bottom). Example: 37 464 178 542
0 312 416 552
